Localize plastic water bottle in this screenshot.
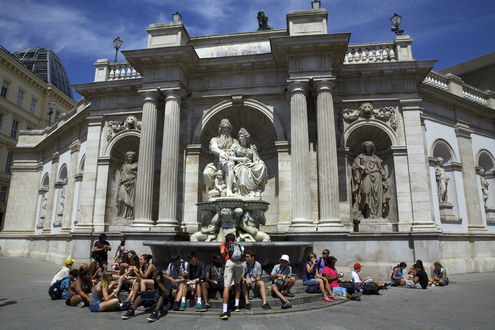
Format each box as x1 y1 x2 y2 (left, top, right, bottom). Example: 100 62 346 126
189 287 196 308
267 286 271 297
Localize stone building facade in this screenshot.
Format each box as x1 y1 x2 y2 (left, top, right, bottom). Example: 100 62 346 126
1 6 494 278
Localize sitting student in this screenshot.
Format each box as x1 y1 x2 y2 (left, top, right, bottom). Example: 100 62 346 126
89 271 119 312
269 254 295 309
185 252 205 312
79 263 88 272
60 269 79 299
66 269 93 307
96 261 108 283
303 252 337 302
219 233 244 320
114 254 139 295
406 263 428 289
408 259 424 275
201 253 224 311
315 249 329 275
122 270 172 322
322 256 360 301
166 254 188 311
351 263 389 292
133 254 157 299
430 262 449 286
391 262 407 286
242 250 271 310
88 261 100 283
50 258 74 286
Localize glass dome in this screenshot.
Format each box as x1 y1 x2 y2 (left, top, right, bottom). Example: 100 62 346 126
12 47 73 99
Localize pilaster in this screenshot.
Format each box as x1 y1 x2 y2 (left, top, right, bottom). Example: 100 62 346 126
43 152 59 234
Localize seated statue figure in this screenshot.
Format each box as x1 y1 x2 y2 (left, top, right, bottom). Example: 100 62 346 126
208 170 227 198
190 209 219 242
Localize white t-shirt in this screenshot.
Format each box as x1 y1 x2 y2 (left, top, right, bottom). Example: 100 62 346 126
243 260 262 281
351 270 362 284
50 266 70 286
166 261 188 280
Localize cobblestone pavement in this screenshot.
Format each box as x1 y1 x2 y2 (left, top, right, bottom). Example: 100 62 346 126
0 257 494 330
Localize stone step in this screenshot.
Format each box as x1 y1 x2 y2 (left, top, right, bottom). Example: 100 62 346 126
161 297 347 316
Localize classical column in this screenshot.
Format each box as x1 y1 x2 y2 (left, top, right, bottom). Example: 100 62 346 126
133 91 159 227
400 99 439 232
288 80 313 229
455 121 487 232
314 80 343 230
157 90 183 229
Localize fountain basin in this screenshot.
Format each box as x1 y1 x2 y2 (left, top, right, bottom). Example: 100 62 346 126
144 241 313 268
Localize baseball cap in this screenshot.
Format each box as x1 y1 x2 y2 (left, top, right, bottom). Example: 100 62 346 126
354 263 363 269
65 258 75 267
280 254 290 263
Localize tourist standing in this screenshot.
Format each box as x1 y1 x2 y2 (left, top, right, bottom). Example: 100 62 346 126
93 233 111 264
219 233 243 320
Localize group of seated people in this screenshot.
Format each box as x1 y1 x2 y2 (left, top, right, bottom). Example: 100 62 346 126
49 233 450 322
391 260 449 289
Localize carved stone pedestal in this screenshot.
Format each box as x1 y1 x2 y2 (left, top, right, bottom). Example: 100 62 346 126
485 207 495 224
439 202 462 223
192 198 270 242
356 218 393 232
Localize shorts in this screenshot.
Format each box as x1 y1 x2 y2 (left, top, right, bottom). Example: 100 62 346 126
208 281 224 291
248 282 262 298
271 283 284 297
140 291 170 309
65 290 76 306
303 278 318 286
224 259 243 287
89 301 101 312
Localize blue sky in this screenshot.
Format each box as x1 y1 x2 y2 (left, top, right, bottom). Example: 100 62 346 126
1 0 494 101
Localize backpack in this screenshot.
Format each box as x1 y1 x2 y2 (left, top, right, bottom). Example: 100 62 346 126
228 241 244 261
48 276 67 300
306 285 321 294
363 284 380 295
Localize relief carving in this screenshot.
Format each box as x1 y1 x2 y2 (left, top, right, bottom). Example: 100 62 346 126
339 102 397 131
107 115 142 141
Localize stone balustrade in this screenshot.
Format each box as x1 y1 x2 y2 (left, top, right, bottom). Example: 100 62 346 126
423 71 449 91
423 71 493 108
93 59 142 82
344 42 396 64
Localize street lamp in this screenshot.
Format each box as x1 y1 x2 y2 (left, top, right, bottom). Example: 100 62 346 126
48 101 55 127
390 13 404 36
113 37 123 62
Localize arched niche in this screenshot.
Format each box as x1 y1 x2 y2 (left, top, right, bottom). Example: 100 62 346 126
41 173 49 188
78 155 85 174
58 164 68 181
106 133 140 225
431 139 457 164
343 122 398 231
476 149 495 172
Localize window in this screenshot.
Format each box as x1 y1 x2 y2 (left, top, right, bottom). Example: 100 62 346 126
11 120 18 139
5 153 13 173
0 113 3 132
54 111 60 123
27 127 32 131
1 81 9 98
17 90 24 107
0 186 7 202
30 99 37 114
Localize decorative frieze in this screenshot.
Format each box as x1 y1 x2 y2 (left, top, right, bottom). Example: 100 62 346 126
107 114 142 141
338 102 397 131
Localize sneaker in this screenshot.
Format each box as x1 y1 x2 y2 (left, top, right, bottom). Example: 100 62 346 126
245 303 251 311
262 303 272 310
203 303 211 311
196 303 202 312
351 292 363 298
281 301 292 309
283 291 294 297
122 309 135 320
172 301 180 311
147 310 159 322
234 305 240 312
219 312 229 320
179 302 186 311
76 302 85 308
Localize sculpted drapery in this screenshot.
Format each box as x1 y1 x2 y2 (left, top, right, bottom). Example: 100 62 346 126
351 141 390 219
117 151 138 219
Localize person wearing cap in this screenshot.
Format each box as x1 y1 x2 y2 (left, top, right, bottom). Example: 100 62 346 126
351 263 389 291
50 258 75 286
269 254 295 309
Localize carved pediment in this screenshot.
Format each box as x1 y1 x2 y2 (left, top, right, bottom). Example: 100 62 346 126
338 102 397 131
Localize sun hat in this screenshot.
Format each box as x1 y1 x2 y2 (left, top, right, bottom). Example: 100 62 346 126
280 254 290 263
